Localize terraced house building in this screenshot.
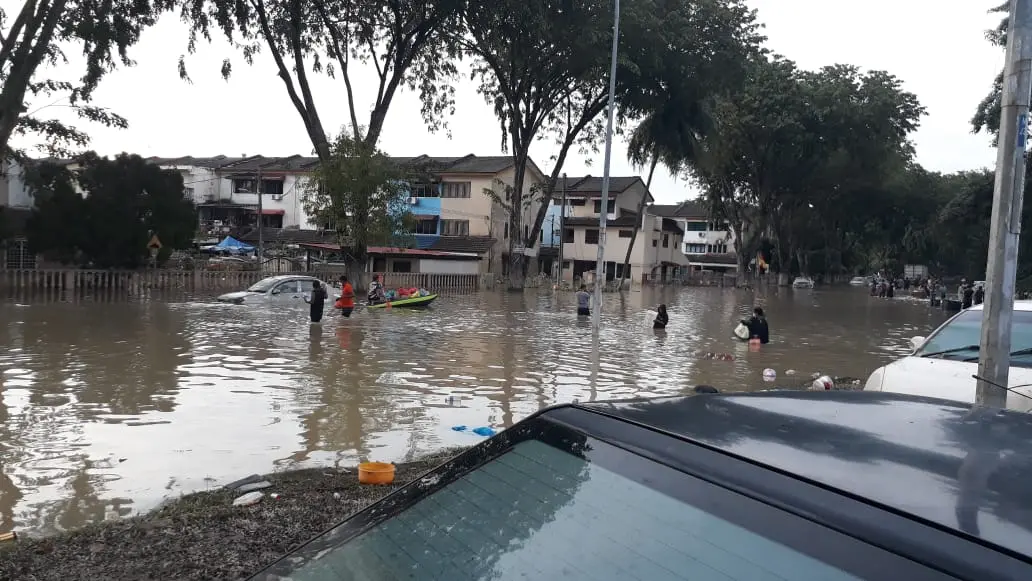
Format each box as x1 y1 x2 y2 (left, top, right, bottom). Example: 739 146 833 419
144 154 547 275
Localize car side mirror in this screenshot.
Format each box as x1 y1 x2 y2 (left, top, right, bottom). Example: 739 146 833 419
910 336 925 350
270 289 280 295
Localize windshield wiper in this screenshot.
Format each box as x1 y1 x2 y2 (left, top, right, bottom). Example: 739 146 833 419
960 347 1032 362
921 344 980 359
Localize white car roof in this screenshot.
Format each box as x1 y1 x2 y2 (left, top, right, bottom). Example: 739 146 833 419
965 300 1032 312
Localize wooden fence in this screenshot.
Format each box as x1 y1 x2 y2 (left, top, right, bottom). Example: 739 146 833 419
0 268 484 296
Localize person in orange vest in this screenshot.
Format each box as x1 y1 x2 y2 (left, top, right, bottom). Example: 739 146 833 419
335 275 356 317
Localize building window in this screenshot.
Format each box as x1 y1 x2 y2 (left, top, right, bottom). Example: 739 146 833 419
391 260 413 273
618 230 633 238
592 199 616 214
563 228 574 243
411 183 439 198
441 219 469 236
524 225 529 240
570 199 587 206
652 239 657 247
662 234 669 248
686 244 706 254
441 181 471 198
184 187 195 198
414 219 438 234
504 222 509 239
684 221 707 231
585 229 599 244
232 178 283 195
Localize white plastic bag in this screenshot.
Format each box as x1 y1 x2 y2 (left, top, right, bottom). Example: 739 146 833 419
733 322 750 341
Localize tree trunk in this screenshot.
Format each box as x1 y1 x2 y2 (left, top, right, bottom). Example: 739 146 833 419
618 153 659 291
507 148 531 290
0 0 68 157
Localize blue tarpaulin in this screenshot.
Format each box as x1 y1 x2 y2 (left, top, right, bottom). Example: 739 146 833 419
213 236 255 254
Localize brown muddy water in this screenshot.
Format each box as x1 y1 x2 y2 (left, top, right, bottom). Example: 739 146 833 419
0 285 946 537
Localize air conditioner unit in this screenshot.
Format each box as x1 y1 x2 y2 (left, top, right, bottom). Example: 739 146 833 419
270 194 284 201
696 232 706 239
408 197 419 205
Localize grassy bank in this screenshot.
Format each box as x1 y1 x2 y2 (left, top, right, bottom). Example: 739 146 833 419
0 449 463 581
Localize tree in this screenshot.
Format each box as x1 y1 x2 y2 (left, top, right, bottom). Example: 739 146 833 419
971 2 1009 140
178 0 461 157
300 130 414 263
0 0 165 158
461 0 761 289
24 153 197 268
688 58 924 283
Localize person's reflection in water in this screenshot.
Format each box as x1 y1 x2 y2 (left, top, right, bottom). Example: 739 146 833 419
336 326 351 350
308 324 323 362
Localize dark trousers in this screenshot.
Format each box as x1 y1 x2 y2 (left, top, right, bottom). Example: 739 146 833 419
577 307 590 316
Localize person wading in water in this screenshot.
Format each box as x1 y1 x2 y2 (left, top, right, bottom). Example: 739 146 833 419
653 304 669 330
335 275 355 317
304 280 328 323
576 285 591 317
741 307 770 344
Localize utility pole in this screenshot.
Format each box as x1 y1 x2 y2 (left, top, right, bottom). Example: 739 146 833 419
592 0 620 332
558 173 567 286
256 165 264 271
978 0 1032 407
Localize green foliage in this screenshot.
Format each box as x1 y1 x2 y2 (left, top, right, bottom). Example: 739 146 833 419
24 153 197 268
971 2 1010 140
0 0 165 158
686 56 927 276
460 0 762 286
176 0 461 155
300 130 414 260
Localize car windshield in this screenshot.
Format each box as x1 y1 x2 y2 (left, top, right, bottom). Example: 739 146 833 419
246 277 282 293
916 309 1032 365
257 438 952 581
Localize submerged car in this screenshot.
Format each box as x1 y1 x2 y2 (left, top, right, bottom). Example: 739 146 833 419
864 301 1032 410
216 275 337 305
250 391 1032 581
791 276 815 289
849 275 870 286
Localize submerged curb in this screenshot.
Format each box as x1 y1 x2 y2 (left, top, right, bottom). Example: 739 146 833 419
0 449 465 581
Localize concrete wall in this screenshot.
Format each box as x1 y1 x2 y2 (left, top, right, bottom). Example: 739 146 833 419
418 259 480 274
0 161 32 208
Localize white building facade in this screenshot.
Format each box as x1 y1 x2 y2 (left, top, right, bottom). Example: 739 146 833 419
649 201 737 272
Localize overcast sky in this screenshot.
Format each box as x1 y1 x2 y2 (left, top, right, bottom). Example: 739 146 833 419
14 0 1006 203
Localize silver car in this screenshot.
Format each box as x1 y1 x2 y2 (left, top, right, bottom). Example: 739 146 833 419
216 275 337 305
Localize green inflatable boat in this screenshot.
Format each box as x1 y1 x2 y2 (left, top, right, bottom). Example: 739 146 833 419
367 294 438 309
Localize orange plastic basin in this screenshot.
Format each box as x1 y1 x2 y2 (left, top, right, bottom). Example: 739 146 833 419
358 462 396 485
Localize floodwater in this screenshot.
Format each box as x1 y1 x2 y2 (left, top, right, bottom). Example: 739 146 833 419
0 286 947 536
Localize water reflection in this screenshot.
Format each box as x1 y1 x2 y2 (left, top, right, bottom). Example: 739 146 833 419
0 286 945 536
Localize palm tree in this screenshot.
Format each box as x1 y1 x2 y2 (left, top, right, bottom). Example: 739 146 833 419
618 100 708 289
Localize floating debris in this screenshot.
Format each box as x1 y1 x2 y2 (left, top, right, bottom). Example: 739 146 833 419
231 491 264 507
223 474 264 491
235 481 273 494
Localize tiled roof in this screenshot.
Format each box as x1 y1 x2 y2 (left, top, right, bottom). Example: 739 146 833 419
562 176 642 195
648 200 708 219
428 235 496 253
33 153 547 180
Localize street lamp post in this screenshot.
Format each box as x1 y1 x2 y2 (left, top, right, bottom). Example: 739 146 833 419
978 0 1032 406
591 0 621 332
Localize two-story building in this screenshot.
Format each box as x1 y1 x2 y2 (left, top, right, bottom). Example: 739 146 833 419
547 176 688 285
649 200 737 273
